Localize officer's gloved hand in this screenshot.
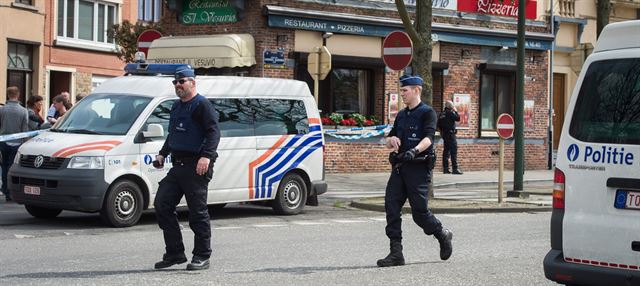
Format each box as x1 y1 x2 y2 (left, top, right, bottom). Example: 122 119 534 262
399 148 418 162
389 151 399 165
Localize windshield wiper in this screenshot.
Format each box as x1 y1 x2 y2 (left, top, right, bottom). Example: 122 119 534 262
65 129 103 135
49 128 63 132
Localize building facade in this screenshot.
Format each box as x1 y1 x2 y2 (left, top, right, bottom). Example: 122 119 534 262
1 0 45 104
549 0 639 157
146 0 554 173
42 0 138 106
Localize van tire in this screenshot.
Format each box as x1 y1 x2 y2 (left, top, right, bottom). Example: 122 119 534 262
272 173 307 215
100 180 143 227
25 205 62 218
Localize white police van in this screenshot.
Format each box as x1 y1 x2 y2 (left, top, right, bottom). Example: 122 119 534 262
8 64 327 227
544 20 640 285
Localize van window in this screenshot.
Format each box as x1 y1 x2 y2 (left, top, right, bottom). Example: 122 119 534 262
54 94 151 135
210 99 254 137
569 58 640 144
252 99 309 136
143 99 175 139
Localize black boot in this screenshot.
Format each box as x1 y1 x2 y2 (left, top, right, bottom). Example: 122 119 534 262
452 169 463 175
435 228 453 260
377 240 405 267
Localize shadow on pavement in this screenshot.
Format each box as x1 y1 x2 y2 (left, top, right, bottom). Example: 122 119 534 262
0 269 182 279
228 261 438 275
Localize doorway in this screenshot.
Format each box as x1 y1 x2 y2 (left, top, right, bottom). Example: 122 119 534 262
552 73 566 150
49 71 72 102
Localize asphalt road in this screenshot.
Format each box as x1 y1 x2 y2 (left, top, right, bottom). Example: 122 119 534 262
0 201 555 286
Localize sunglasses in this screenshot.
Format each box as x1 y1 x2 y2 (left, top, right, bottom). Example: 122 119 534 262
172 79 191 85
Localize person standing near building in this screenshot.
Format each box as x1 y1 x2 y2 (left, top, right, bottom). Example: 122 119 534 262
26 95 45 130
153 67 220 271
0 87 29 202
377 75 453 267
46 91 69 124
438 100 463 174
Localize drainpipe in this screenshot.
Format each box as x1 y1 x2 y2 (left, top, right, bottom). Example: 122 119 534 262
548 1 555 170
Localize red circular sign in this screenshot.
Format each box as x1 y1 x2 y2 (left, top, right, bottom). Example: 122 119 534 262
382 31 413 71
496 113 515 139
137 29 162 56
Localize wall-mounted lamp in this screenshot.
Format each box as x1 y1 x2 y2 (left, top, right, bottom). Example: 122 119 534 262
499 46 509 51
276 34 288 46
322 32 333 46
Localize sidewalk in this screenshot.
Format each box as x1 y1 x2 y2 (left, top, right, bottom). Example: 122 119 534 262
325 169 554 213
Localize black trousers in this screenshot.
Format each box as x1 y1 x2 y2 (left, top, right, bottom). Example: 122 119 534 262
154 161 213 259
442 132 459 171
384 163 442 241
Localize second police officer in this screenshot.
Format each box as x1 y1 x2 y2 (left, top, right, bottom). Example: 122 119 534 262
152 67 221 271
377 74 453 267
438 100 463 174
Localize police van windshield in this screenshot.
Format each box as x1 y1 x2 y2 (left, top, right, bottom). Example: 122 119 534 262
569 58 640 144
52 94 151 135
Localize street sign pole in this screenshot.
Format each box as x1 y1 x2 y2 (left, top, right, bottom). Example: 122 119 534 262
499 137 504 203
496 113 515 203
308 46 331 104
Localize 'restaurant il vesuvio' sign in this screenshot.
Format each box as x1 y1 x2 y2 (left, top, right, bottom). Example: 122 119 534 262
457 0 537 20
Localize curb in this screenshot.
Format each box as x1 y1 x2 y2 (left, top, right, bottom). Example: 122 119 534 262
349 200 552 214
433 179 553 190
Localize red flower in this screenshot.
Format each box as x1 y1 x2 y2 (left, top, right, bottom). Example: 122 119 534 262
364 119 374 126
321 117 333 125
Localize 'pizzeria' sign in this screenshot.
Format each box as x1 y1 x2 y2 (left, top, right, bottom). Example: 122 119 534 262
458 0 537 20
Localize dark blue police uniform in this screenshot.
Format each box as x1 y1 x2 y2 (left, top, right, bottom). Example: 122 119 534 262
377 74 452 267
438 107 462 174
153 68 220 269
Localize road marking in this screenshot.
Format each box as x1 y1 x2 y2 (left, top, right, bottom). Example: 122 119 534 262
253 224 287 228
214 226 243 230
443 214 476 218
14 234 35 239
332 219 367 224
368 217 387 222
291 221 329 225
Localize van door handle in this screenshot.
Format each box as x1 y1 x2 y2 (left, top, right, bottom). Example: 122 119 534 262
607 178 640 189
632 241 640 252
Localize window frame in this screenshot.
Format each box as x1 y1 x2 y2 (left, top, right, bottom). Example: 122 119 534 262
479 70 516 136
138 0 162 22
55 0 119 52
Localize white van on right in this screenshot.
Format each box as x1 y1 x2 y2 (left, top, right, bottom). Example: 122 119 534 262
544 20 640 285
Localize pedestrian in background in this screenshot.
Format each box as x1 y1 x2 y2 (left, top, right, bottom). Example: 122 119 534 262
153 67 220 271
0 86 29 202
46 91 69 124
377 75 453 267
26 95 45 130
75 92 88 102
438 100 463 175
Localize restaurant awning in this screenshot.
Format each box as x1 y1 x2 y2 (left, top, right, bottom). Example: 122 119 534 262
146 34 256 68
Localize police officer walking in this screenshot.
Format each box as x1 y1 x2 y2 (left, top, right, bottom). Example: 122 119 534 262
153 67 220 271
438 100 463 174
377 75 453 267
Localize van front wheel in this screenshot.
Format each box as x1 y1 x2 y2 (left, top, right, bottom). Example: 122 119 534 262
100 180 143 227
272 173 307 215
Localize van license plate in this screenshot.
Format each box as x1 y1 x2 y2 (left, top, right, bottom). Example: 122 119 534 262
24 186 40 196
614 190 640 210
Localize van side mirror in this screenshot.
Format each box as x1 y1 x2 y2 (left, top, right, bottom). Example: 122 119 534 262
143 124 164 138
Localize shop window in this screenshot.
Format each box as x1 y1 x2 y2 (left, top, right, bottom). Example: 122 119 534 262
480 72 515 131
57 0 117 47
326 68 372 115
15 0 33 5
138 0 162 22
7 42 33 105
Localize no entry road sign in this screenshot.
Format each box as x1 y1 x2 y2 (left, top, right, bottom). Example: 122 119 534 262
382 31 413 71
497 113 515 139
137 29 162 57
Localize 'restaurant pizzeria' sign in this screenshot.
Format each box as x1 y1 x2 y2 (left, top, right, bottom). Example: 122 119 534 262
458 0 537 20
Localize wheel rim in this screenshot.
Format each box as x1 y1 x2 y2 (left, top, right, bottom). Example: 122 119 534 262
114 189 136 219
283 181 302 209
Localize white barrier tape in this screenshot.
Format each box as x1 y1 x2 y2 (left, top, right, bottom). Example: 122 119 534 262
323 124 390 134
0 130 43 142
324 128 391 140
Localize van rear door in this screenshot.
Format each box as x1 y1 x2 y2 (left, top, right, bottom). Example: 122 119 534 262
560 55 640 268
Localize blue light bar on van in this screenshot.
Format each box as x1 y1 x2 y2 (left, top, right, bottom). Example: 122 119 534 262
124 63 193 76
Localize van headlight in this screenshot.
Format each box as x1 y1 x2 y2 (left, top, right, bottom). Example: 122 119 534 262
68 156 104 169
13 151 21 164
